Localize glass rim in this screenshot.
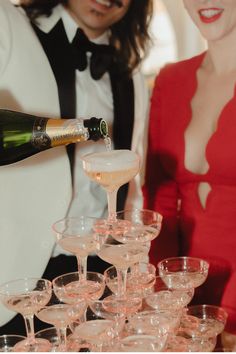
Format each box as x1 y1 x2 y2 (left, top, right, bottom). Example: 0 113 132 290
52 270 105 282
80 149 140 163
52 215 106 232
187 303 228 316
116 208 163 219
158 256 210 267
105 262 156 272
0 334 26 339
0 277 51 291
35 326 57 334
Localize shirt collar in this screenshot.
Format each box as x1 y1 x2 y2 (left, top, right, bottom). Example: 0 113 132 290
36 4 109 45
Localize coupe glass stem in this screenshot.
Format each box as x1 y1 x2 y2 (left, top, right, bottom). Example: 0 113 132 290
106 188 118 223
76 255 87 281
116 268 127 298
57 326 67 350
24 314 35 342
79 307 88 323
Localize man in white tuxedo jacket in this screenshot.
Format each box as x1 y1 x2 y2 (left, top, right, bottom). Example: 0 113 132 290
0 0 72 329
0 0 151 333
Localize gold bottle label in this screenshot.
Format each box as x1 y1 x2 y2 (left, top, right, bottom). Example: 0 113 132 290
46 119 88 147
31 118 88 149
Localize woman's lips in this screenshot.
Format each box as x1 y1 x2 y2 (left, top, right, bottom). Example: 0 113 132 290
198 8 224 23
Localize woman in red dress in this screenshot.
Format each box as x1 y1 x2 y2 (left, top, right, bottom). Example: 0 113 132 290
143 0 236 344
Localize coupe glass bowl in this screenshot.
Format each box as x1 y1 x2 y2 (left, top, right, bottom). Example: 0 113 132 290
182 304 228 337
158 256 209 289
144 274 194 311
104 262 156 297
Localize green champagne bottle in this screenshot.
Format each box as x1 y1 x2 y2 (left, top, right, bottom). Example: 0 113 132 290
0 109 108 166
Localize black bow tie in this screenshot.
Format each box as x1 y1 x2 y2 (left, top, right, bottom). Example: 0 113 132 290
71 28 114 80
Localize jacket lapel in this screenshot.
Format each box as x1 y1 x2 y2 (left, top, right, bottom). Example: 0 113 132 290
110 70 135 211
32 19 76 181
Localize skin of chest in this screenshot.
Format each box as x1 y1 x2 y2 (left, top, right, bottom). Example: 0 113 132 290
184 68 236 175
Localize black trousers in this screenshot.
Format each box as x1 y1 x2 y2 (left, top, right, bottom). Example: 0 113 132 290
0 255 110 336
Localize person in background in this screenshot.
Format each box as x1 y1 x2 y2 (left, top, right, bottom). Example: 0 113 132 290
0 0 152 334
143 0 236 348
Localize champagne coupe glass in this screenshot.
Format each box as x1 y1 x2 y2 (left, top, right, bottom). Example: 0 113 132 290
114 209 163 274
88 299 126 337
96 235 148 298
81 149 140 223
93 223 144 317
53 271 105 322
105 262 156 298
126 309 181 336
158 256 210 289
0 335 26 352
52 216 98 281
0 278 52 352
125 309 177 349
102 293 142 317
69 308 120 352
53 271 105 304
169 304 222 352
114 209 163 245
70 319 117 352
181 304 228 338
36 302 85 351
144 274 195 312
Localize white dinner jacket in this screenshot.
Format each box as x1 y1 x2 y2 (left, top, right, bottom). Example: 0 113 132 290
0 0 72 325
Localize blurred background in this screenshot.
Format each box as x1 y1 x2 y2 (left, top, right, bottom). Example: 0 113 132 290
141 0 206 88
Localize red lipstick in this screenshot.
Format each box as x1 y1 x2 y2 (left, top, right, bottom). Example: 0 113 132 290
198 8 224 23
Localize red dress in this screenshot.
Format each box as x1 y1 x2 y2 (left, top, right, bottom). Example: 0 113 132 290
143 52 236 333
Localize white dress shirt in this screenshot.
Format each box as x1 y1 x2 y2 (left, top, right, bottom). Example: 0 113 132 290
60 6 114 220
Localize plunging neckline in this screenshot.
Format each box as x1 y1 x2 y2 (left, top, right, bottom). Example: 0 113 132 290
183 52 236 179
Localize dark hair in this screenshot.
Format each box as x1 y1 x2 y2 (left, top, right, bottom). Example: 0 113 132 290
22 0 153 75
